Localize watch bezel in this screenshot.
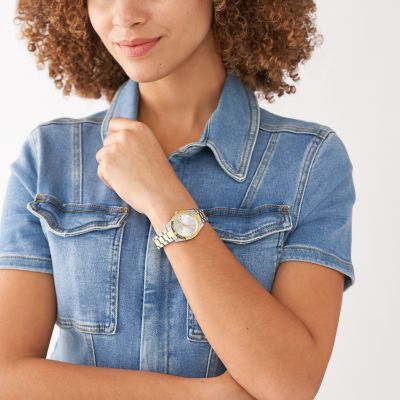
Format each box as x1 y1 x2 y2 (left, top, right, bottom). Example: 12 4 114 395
170 210 202 240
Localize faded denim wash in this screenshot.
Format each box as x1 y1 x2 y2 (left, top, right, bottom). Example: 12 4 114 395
0 72 356 376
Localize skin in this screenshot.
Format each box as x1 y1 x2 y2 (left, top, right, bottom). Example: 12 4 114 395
91 1 343 399
0 1 344 399
0 2 254 398
89 1 258 397
87 0 226 157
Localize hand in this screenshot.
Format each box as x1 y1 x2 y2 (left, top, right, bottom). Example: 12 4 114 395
212 370 259 400
95 117 183 216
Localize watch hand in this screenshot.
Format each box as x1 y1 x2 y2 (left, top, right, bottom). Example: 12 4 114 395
179 220 193 227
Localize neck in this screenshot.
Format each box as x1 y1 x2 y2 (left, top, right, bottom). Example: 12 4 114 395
136 31 227 137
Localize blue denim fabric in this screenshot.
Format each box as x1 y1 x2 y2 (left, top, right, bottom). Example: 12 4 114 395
0 72 356 376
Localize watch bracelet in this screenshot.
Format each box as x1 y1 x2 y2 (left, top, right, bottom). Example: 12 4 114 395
152 208 208 250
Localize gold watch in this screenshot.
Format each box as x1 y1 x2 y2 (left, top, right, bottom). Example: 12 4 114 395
152 208 208 250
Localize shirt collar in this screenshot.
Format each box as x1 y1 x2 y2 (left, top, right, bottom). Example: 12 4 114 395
100 72 260 182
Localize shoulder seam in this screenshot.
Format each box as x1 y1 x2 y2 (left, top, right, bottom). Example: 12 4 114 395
37 118 103 128
259 123 333 139
35 112 106 128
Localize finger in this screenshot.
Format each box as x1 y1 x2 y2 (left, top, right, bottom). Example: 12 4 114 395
96 141 119 162
108 116 140 132
103 131 123 146
95 147 104 163
97 164 113 190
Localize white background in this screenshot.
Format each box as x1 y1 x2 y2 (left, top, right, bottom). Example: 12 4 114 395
1 1 399 398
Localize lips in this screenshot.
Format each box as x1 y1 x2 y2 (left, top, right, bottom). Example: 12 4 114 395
117 37 161 47
117 36 162 57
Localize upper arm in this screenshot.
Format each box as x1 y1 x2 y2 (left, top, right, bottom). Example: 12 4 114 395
0 127 53 274
0 270 56 362
0 127 56 362
278 130 356 292
271 260 344 371
271 130 356 381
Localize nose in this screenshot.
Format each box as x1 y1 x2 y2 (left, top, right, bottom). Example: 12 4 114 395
112 0 146 28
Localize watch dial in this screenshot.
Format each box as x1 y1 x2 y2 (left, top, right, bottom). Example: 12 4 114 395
173 213 198 237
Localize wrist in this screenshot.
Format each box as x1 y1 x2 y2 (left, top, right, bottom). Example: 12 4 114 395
147 189 198 234
192 376 221 400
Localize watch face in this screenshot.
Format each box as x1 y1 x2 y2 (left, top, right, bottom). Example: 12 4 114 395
171 212 199 239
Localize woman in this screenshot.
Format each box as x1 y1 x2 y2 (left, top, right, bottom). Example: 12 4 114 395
0 0 356 399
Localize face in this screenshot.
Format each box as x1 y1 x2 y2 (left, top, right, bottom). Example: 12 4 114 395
87 0 215 82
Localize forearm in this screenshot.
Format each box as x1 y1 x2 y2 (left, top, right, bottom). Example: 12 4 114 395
1 357 214 400
148 187 321 400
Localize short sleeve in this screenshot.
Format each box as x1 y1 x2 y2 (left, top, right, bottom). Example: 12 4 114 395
0 127 53 274
278 130 356 292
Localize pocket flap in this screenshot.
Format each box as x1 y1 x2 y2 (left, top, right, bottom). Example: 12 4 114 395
27 193 130 237
203 203 292 243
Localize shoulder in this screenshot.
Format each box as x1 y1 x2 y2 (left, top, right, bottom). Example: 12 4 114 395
29 109 107 147
257 106 353 169
251 105 355 216
36 109 107 128
259 106 332 139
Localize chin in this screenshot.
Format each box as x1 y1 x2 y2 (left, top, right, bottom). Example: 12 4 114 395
122 66 174 84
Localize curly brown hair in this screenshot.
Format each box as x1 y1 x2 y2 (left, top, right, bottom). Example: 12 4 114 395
14 0 323 104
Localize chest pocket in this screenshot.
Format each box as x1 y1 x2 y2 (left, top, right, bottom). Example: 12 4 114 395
27 193 129 335
187 203 292 342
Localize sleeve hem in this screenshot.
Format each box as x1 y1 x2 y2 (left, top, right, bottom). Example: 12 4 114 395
279 245 355 291
0 254 53 274
0 266 53 274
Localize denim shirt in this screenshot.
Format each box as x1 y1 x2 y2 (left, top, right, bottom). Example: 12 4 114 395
0 72 356 376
